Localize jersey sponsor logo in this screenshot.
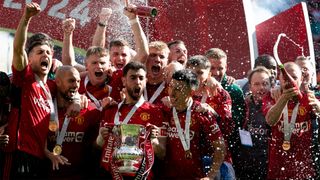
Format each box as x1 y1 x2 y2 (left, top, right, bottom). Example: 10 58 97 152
33 95 50 113
63 132 85 143
140 112 150 121
75 116 85 125
248 127 269 136
167 126 195 140
277 121 310 136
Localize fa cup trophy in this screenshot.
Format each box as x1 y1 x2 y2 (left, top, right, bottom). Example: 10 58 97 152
101 124 154 179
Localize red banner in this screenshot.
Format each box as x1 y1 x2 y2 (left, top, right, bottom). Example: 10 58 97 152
0 0 251 78
256 3 313 64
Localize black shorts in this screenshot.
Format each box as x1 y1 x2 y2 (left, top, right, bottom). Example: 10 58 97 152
10 150 48 179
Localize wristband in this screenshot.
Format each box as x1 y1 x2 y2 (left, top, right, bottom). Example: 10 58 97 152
129 18 139 25
98 22 106 27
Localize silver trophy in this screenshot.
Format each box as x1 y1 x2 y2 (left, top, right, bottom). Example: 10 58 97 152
112 124 146 176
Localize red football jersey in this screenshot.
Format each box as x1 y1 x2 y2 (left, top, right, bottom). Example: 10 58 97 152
262 93 316 179
102 101 163 127
47 102 101 178
79 70 124 104
9 65 55 158
162 101 223 179
145 82 169 105
193 88 234 163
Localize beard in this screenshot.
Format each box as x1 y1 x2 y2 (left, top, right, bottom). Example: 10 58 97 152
126 87 142 101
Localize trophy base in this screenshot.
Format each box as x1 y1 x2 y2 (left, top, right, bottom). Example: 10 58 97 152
117 160 140 176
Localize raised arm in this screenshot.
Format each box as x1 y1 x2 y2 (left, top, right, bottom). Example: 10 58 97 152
13 2 40 71
61 18 86 72
92 8 112 48
124 5 149 64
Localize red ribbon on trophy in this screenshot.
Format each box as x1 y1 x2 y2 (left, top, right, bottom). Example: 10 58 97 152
100 123 154 180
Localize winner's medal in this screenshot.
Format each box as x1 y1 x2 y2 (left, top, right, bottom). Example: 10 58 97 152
53 116 70 156
173 99 193 161
185 150 192 159
49 121 58 132
53 145 62 155
281 103 299 152
282 141 291 151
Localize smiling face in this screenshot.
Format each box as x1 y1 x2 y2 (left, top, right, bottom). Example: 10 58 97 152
122 68 147 101
28 44 53 78
296 60 314 86
209 57 227 82
249 71 271 103
85 54 110 86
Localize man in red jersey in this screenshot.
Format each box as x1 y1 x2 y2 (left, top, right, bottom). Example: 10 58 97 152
45 65 102 179
186 55 235 179
144 41 171 105
4 3 82 179
161 69 225 179
96 61 163 179
264 62 319 179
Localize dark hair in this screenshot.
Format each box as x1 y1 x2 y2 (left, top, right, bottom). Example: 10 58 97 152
172 69 199 90
254 54 276 68
26 33 54 55
186 55 211 70
122 61 146 77
167 40 185 49
0 71 10 86
109 39 130 49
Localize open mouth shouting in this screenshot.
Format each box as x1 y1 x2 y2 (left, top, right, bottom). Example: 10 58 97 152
151 65 161 75
115 63 125 69
40 60 49 71
95 71 104 78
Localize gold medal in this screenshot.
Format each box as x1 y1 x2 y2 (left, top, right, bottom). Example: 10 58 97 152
282 141 291 151
53 145 62 155
185 150 192 159
49 121 58 132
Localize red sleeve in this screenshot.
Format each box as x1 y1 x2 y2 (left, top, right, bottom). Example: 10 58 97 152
11 65 31 87
262 93 274 116
215 89 234 138
110 70 124 102
201 112 223 143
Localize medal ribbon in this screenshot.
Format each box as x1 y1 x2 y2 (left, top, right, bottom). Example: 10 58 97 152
200 93 208 104
172 98 193 152
56 116 71 146
282 103 300 142
35 75 56 122
143 81 165 104
114 96 145 125
84 75 112 111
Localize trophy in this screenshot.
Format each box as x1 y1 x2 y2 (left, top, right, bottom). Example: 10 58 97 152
101 124 154 178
